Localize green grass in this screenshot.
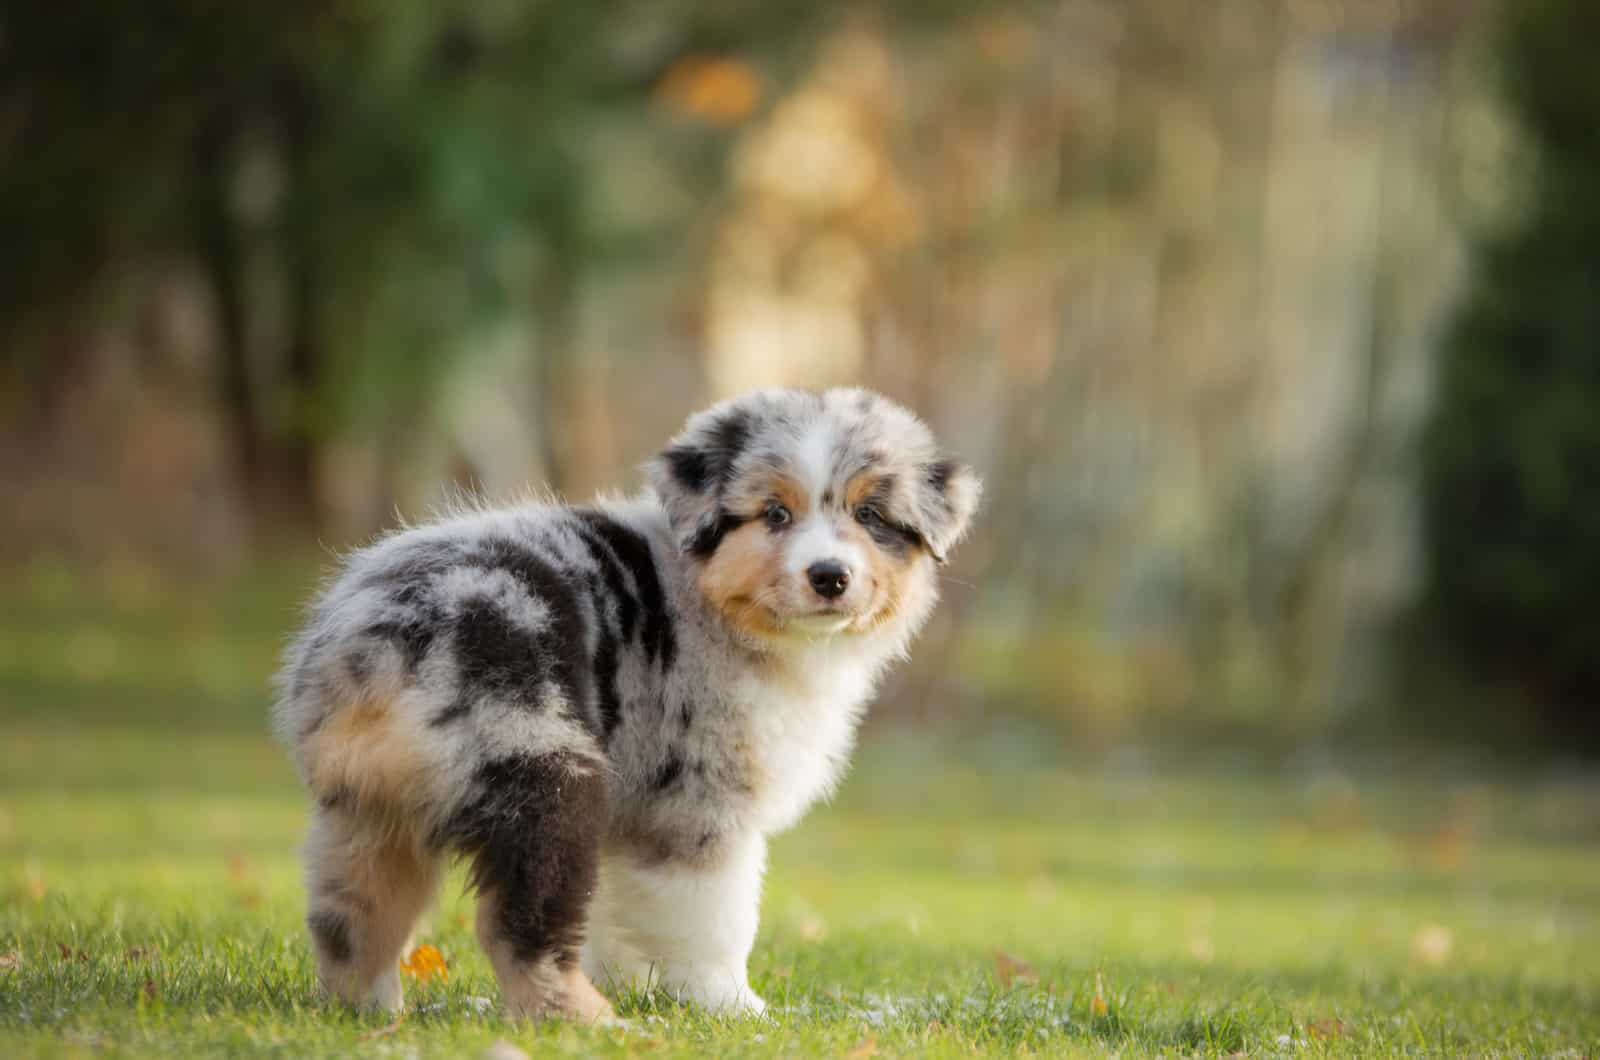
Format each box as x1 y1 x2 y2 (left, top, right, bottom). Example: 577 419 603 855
2 563 1598 1057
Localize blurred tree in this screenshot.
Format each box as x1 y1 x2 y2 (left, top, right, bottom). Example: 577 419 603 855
2 1 970 529
1421 0 1600 748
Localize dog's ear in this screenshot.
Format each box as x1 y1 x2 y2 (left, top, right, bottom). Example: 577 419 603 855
646 403 755 555
908 457 981 564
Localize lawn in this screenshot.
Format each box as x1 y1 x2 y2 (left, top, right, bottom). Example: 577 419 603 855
1 564 1598 1057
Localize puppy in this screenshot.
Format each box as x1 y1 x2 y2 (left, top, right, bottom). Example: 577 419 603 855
272 387 980 1021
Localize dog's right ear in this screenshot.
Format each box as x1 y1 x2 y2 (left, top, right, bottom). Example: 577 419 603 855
646 401 755 556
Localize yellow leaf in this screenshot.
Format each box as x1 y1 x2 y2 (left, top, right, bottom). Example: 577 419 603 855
0 952 19 971
993 950 1037 988
1308 1017 1346 1040
845 1035 878 1059
400 944 449 982
1090 971 1109 1017
656 56 762 126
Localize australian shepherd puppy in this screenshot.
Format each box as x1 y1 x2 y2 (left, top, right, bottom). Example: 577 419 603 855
272 387 980 1022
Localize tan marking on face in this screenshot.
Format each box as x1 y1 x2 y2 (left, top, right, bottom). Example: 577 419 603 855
303 696 430 812
766 473 810 519
698 519 787 638
834 480 934 634
843 472 887 512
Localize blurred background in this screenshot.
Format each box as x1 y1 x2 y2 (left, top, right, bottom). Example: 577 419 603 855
2 0 1596 759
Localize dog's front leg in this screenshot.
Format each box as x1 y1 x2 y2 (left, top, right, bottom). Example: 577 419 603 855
584 832 768 1014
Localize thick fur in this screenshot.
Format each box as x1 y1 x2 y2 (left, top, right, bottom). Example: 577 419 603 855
273 387 980 1020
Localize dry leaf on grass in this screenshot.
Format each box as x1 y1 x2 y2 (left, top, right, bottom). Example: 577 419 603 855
993 950 1037 988
1308 1017 1346 1040
56 944 88 962
845 1035 878 1059
400 944 449 982
1089 971 1110 1017
0 952 20 971
142 979 159 1000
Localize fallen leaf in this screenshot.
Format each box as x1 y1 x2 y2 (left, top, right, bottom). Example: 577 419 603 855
142 979 159 1000
400 944 449 982
1308 1017 1346 1040
1090 971 1109 1017
845 1035 878 1059
359 1016 405 1041
993 950 1037 989
0 952 20 971
1411 923 1454 966
56 944 88 962
655 55 763 126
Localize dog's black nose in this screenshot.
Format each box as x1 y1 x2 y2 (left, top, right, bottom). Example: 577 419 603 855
807 561 851 599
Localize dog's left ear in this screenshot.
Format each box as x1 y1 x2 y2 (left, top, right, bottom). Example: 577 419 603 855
646 404 754 555
909 457 982 564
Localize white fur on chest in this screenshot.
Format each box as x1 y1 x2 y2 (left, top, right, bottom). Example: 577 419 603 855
738 650 878 835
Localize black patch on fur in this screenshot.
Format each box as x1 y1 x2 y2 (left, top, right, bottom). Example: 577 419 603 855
453 595 538 696
429 697 474 728
592 621 622 739
460 537 594 723
666 409 752 493
571 523 640 644
575 511 676 670
653 755 684 791
308 909 353 963
680 702 693 728
686 510 745 559
443 753 606 966
927 458 956 495
665 445 711 492
857 474 921 558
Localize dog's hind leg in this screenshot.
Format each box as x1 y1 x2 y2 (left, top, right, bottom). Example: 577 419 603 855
304 805 441 1014
445 752 614 1023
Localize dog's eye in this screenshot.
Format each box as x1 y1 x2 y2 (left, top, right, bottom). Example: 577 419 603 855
854 504 884 528
764 503 792 529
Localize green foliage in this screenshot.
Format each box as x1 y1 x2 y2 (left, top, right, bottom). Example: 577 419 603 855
1420 0 1600 747
0 2 832 439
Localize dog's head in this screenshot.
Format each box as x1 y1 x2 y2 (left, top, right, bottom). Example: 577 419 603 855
647 388 980 644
